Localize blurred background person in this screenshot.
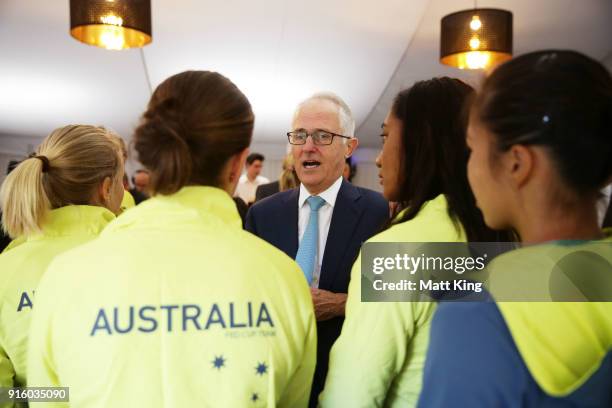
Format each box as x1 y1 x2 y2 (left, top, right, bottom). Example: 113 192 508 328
235 152 269 205
420 50 612 407
255 153 299 202
342 156 356 182
0 125 123 394
233 196 249 228
130 169 150 204
246 92 388 406
27 71 316 408
121 174 136 210
116 137 136 212
320 78 503 407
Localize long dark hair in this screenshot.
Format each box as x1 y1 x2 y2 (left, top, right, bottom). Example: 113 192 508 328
390 77 502 242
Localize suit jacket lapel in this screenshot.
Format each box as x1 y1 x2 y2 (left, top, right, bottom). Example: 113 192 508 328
278 188 299 258
319 180 363 290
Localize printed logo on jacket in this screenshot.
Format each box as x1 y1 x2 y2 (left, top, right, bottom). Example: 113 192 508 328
90 302 275 336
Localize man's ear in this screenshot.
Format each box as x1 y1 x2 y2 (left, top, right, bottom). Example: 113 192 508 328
507 144 535 188
345 137 359 158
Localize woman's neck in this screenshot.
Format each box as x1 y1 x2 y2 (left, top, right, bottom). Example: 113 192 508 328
517 203 603 243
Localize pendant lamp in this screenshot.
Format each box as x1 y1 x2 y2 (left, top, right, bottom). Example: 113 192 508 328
70 0 152 50
440 8 512 69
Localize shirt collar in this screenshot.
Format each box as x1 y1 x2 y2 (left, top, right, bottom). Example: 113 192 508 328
298 176 343 208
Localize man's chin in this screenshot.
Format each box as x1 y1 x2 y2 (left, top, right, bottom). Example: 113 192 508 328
297 170 321 182
300 176 323 191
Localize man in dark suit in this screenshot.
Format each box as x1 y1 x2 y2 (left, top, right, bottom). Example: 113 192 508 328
245 92 388 406
129 169 150 205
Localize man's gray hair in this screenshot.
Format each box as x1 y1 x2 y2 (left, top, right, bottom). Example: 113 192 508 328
293 92 356 138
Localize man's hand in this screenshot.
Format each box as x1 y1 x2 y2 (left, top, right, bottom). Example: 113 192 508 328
310 288 347 321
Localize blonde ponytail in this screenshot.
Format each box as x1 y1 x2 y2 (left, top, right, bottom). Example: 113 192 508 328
0 125 122 238
0 157 51 237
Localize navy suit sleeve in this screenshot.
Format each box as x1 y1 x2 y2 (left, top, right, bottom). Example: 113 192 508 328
417 302 528 407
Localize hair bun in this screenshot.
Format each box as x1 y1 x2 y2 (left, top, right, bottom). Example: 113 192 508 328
134 109 192 194
139 115 190 155
146 97 182 123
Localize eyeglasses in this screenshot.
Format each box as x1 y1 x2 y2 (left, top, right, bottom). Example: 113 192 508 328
287 129 352 145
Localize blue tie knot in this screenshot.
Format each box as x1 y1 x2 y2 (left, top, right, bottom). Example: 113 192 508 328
306 196 326 212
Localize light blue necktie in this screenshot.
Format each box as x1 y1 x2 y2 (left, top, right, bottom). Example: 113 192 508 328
295 196 326 285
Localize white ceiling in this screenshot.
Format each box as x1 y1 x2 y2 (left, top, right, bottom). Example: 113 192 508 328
0 0 427 146
0 0 610 151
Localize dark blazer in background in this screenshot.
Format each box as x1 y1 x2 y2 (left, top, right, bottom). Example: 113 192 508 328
232 197 249 228
128 188 149 205
254 180 280 202
245 179 388 406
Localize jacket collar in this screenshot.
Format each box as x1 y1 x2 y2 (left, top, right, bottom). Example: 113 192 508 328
108 186 242 232
29 205 115 241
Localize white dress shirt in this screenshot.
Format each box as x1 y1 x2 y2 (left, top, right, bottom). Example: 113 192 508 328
298 176 343 288
234 174 270 204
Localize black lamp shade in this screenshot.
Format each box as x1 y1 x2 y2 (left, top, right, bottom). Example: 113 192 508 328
70 0 152 50
440 8 512 69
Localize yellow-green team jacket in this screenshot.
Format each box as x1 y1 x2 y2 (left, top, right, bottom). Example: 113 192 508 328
0 206 114 403
320 194 466 407
27 186 317 408
120 190 136 212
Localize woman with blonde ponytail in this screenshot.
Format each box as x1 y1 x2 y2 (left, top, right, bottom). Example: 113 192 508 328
0 124 124 391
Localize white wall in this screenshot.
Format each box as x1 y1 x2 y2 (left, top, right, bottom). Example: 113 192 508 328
352 147 382 193
0 133 140 187
0 133 43 186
